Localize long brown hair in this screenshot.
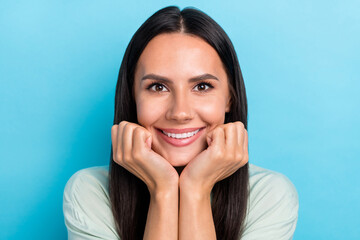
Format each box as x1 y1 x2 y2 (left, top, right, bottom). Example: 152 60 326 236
110 6 249 240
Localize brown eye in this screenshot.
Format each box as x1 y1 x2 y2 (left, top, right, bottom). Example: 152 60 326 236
148 83 168 92
155 84 163 91
194 82 214 92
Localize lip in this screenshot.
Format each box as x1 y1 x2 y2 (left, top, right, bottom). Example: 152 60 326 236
156 127 205 147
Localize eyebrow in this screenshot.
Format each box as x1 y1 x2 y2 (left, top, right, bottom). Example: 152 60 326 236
141 73 219 83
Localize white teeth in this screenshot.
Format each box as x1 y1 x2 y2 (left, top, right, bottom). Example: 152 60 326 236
162 129 200 139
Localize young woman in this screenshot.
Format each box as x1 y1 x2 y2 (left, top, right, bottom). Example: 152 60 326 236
63 6 298 240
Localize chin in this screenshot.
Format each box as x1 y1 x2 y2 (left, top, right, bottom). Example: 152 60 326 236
166 156 191 167
158 149 199 167
151 140 207 167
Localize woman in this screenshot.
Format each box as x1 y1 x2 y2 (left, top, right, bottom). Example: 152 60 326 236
63 6 298 240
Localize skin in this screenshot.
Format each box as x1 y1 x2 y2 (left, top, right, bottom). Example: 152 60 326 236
111 33 249 240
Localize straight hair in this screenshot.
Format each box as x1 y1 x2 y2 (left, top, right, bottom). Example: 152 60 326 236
110 6 249 240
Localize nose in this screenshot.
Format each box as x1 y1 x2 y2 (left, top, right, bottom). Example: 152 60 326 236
165 92 194 122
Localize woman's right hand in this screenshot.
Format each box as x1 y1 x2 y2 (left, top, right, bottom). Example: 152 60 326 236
111 121 179 195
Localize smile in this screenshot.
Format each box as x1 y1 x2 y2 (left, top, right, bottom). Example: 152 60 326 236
156 127 205 147
161 129 200 139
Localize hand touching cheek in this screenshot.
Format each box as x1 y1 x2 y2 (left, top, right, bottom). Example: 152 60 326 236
179 121 249 195
111 121 179 195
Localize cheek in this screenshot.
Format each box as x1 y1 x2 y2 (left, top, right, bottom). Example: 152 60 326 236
136 98 165 127
195 97 227 124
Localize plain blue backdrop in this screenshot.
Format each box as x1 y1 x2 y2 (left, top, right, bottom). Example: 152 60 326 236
1 0 359 239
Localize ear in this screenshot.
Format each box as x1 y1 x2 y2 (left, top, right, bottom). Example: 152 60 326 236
225 96 231 113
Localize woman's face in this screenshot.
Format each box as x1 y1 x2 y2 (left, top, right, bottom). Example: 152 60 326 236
134 33 231 167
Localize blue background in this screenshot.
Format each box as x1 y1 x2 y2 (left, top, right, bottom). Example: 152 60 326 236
1 0 359 239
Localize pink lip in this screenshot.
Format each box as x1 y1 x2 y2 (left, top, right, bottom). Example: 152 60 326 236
156 127 205 147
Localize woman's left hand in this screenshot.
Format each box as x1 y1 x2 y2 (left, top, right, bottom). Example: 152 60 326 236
179 121 249 195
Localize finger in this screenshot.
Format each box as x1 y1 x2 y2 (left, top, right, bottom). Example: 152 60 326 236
226 123 241 165
132 126 152 157
224 123 236 147
146 136 152 149
207 125 220 146
239 128 249 166
243 129 248 152
115 121 130 163
208 126 225 152
206 128 213 146
122 122 135 162
131 127 160 185
111 124 120 160
121 123 148 179
111 124 118 151
236 121 245 147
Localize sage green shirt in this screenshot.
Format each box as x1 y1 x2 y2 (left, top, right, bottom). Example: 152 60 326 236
63 164 298 239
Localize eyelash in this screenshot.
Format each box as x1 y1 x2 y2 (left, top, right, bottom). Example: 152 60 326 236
146 81 214 92
194 81 214 91
146 82 167 92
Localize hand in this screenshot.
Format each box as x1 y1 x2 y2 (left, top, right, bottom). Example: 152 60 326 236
111 121 179 195
179 121 249 195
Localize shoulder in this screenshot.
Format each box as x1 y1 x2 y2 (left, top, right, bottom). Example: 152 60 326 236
63 166 119 239
241 164 299 240
64 166 110 201
248 164 298 204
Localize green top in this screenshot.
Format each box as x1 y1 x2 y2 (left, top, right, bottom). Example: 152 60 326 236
63 164 298 239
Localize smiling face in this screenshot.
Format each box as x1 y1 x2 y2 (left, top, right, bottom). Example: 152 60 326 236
133 33 231 167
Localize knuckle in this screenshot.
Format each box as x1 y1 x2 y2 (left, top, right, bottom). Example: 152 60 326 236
244 154 249 163
235 152 244 162
122 153 132 164
119 121 128 127
214 127 223 135
236 121 244 128
224 123 234 132
111 125 118 133
214 149 224 159
229 151 237 162
111 127 118 140
132 148 143 161
236 152 248 166
115 151 123 162
120 121 133 131
113 152 123 165
133 127 143 136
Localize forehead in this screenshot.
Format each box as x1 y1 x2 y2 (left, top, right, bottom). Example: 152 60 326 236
135 33 226 78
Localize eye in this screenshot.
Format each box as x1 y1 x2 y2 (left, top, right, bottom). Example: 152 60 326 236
147 83 168 92
194 82 214 92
